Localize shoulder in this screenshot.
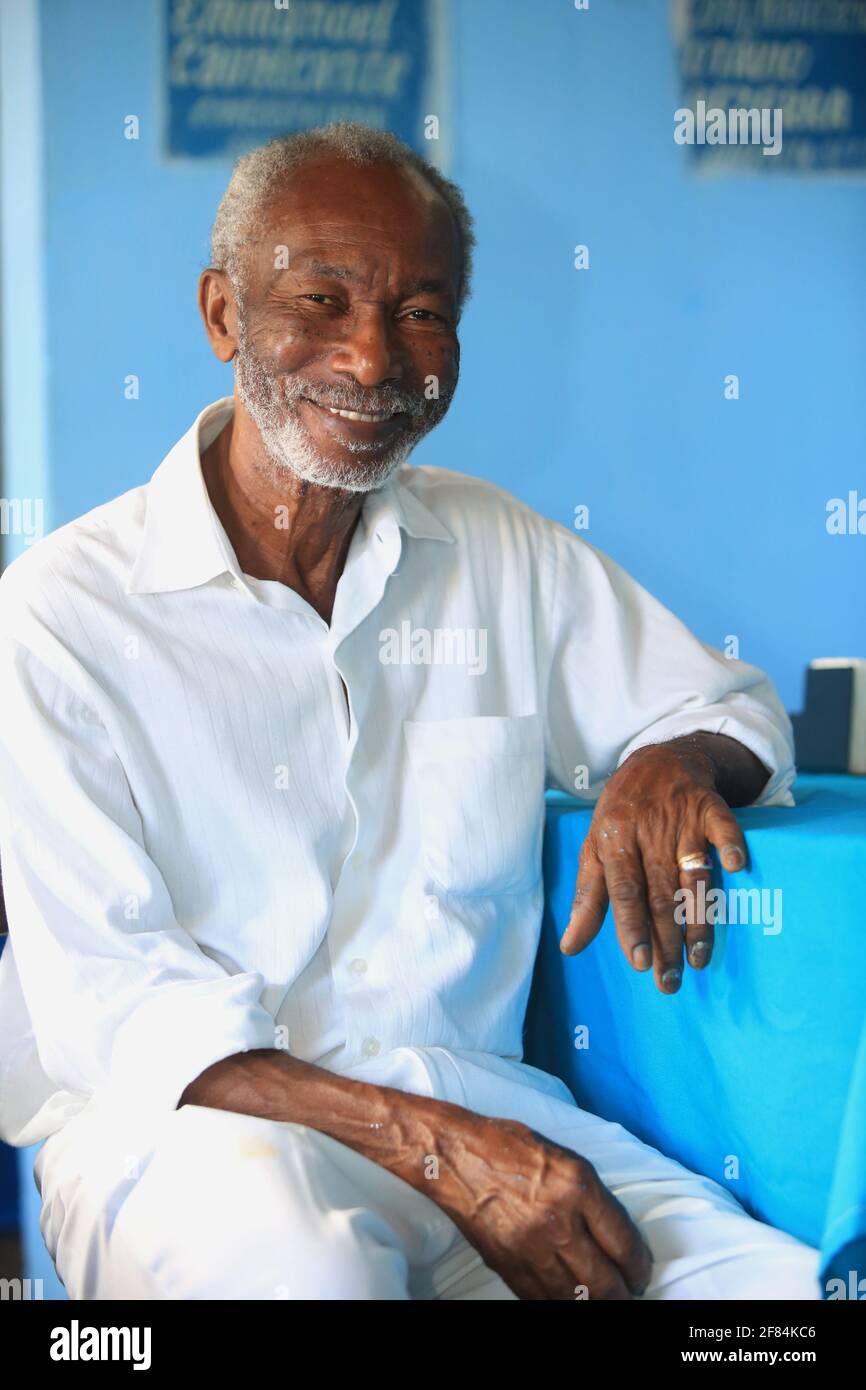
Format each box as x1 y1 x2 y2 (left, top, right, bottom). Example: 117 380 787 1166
399 461 542 526
398 463 617 582
0 484 147 648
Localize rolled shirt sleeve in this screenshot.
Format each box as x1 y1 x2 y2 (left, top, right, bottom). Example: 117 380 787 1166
0 634 277 1141
543 526 796 808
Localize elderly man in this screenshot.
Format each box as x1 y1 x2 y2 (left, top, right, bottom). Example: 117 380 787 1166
0 122 818 1301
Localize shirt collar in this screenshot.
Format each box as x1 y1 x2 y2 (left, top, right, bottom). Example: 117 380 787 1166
126 396 453 597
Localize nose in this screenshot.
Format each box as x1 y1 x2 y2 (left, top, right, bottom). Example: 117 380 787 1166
328 304 403 389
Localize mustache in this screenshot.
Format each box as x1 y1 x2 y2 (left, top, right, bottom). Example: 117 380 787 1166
281 374 436 419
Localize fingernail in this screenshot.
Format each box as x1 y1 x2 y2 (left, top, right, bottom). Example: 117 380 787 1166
689 941 710 967
661 967 682 989
632 943 652 971
722 845 745 869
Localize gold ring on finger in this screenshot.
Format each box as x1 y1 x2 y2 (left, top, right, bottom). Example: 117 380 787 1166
678 853 713 873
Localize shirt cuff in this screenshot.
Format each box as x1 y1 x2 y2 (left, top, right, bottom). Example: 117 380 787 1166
103 972 277 1130
615 711 796 808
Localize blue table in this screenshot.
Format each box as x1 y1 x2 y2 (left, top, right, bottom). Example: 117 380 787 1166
525 774 866 1297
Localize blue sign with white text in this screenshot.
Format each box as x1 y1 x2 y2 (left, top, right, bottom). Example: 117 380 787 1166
165 0 445 161
672 0 866 174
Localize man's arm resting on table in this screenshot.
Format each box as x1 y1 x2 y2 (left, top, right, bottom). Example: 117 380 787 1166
179 1049 652 1301
561 728 779 987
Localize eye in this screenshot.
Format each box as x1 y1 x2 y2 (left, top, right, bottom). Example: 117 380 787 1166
300 293 339 305
401 308 444 322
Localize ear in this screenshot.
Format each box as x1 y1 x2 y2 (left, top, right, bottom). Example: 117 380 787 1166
198 269 240 364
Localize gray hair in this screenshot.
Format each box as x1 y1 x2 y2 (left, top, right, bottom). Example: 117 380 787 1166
209 121 475 318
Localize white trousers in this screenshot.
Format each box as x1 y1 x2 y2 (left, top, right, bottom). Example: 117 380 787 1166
34 1090 822 1301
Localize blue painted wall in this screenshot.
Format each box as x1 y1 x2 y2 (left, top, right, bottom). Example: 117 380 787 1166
30 0 866 711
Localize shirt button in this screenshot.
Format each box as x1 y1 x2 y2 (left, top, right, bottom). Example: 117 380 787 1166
348 958 368 976
361 1036 381 1058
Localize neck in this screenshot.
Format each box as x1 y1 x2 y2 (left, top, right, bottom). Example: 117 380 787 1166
200 398 366 624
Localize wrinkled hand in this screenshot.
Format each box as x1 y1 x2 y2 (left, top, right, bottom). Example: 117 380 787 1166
441 1114 653 1300
559 741 749 992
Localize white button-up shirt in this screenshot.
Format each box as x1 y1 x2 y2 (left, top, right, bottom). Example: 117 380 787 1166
0 397 795 1147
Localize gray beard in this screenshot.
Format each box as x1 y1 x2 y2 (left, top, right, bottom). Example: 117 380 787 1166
234 325 452 494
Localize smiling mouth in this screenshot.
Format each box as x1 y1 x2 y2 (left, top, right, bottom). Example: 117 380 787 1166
322 405 397 422
301 397 408 435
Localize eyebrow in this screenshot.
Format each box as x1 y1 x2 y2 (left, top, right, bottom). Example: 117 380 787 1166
304 259 355 281
285 256 451 298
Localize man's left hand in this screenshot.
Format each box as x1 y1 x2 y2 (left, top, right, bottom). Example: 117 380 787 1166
559 737 756 993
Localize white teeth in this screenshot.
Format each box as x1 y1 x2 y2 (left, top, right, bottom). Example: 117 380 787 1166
326 406 391 422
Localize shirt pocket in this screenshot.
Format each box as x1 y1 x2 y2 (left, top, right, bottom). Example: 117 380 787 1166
403 713 546 897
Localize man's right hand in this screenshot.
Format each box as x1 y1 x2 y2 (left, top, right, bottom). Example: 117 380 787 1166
181 1049 652 1300
435 1112 653 1301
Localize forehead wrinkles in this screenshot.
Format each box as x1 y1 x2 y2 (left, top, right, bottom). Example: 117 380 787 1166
257 170 455 249
268 206 450 258
266 160 447 232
